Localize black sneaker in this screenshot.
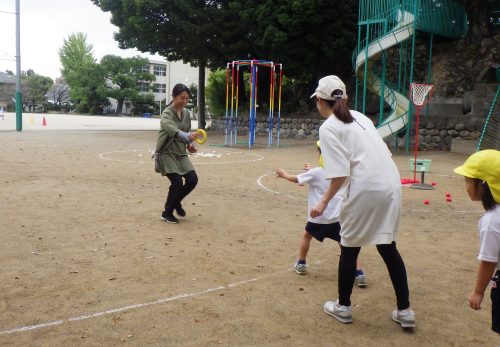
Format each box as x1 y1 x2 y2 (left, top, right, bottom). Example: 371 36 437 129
161 213 179 224
175 206 186 217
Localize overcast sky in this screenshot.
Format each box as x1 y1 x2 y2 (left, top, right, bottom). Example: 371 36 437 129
0 0 163 80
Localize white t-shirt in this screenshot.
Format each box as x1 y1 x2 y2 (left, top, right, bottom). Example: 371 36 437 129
297 167 341 224
319 110 402 246
477 205 500 270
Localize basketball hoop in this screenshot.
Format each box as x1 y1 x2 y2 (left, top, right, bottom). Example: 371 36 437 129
409 83 434 189
410 83 433 108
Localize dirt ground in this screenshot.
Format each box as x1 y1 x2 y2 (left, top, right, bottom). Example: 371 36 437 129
0 130 497 346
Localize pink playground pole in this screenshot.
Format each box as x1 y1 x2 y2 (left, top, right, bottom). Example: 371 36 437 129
224 63 230 146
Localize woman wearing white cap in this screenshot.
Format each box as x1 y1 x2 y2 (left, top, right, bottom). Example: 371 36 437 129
310 75 415 327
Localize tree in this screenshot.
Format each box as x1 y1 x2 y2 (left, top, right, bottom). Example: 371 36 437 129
237 0 358 108
21 72 53 112
59 32 108 114
59 32 96 77
130 92 156 116
47 77 70 109
67 62 109 114
99 55 155 114
91 0 251 128
92 1 359 113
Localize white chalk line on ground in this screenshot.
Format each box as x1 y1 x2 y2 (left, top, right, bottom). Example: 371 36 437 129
257 170 307 201
0 261 319 336
97 149 264 165
258 170 481 214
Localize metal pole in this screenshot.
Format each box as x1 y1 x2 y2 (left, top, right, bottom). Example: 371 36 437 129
15 0 22 131
362 23 370 114
406 0 417 153
425 33 433 120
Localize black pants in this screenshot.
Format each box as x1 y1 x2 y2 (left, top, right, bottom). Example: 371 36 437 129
491 271 500 334
338 241 410 310
164 170 198 215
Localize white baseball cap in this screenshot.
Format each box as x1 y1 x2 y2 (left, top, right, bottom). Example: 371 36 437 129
310 75 347 100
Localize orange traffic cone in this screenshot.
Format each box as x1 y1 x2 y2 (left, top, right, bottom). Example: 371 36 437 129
42 116 47 126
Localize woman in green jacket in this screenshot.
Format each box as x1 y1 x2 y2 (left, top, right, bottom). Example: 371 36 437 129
156 84 198 224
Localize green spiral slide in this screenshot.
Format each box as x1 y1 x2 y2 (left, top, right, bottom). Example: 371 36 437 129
354 0 467 140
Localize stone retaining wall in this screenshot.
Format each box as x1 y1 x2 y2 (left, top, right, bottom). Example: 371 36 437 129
211 114 485 151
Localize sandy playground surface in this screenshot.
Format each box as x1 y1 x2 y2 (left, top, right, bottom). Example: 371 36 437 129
0 130 497 346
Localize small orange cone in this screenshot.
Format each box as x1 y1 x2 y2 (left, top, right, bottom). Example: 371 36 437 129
42 116 47 126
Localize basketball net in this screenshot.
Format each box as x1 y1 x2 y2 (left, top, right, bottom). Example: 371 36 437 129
409 83 433 181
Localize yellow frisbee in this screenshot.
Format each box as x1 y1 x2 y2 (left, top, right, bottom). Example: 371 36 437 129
195 129 207 144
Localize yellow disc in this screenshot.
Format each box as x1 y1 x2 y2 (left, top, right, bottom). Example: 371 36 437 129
195 129 207 144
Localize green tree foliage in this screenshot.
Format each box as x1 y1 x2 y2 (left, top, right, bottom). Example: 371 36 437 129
130 92 156 116
21 72 53 112
92 0 359 111
59 33 96 76
100 55 155 114
92 0 253 126
237 0 358 110
59 32 108 114
206 69 228 118
70 62 109 114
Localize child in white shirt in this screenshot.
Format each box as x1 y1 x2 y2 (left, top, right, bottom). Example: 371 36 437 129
276 141 366 286
454 149 500 334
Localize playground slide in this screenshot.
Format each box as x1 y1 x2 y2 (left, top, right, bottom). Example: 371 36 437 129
355 10 414 138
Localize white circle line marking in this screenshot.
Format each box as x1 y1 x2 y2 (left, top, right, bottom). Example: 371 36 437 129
97 150 264 165
257 170 307 201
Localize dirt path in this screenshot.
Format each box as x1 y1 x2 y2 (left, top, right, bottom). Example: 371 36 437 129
0 131 495 346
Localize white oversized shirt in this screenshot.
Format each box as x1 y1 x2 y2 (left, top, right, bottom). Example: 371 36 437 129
477 205 500 270
319 110 402 246
297 167 341 224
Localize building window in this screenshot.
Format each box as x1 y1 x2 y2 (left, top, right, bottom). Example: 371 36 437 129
142 64 150 73
139 82 150 92
154 84 166 94
153 65 166 76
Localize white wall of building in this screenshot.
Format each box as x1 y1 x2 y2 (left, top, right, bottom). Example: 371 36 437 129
147 59 209 104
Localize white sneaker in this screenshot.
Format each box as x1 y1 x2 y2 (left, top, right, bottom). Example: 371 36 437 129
392 308 415 328
323 300 353 323
293 262 307 275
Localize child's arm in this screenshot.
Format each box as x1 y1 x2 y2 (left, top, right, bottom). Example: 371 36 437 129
275 168 299 183
469 260 497 310
310 176 347 218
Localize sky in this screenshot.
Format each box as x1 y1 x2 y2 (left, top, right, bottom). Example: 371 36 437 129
0 0 163 80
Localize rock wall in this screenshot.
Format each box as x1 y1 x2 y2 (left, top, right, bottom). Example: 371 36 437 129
210 113 485 150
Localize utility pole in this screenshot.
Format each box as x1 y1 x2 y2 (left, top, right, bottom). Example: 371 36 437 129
15 0 22 131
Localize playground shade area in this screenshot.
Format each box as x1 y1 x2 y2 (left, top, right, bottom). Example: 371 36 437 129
0 131 496 345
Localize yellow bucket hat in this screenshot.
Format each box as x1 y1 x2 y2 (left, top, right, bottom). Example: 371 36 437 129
316 141 324 168
454 149 500 202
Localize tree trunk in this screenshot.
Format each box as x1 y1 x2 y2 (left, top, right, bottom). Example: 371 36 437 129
117 98 124 115
197 63 206 130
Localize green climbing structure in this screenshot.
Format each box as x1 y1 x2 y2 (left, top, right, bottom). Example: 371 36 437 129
354 0 468 149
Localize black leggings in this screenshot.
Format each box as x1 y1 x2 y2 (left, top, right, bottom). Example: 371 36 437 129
164 170 198 214
338 241 410 310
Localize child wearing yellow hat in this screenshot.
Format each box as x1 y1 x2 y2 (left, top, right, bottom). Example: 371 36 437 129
454 149 500 334
275 141 366 285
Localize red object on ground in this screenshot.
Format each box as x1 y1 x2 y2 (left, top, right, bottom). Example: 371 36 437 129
446 197 452 202
401 178 420 185
445 193 451 197
423 199 430 205
431 182 437 186
42 116 47 126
